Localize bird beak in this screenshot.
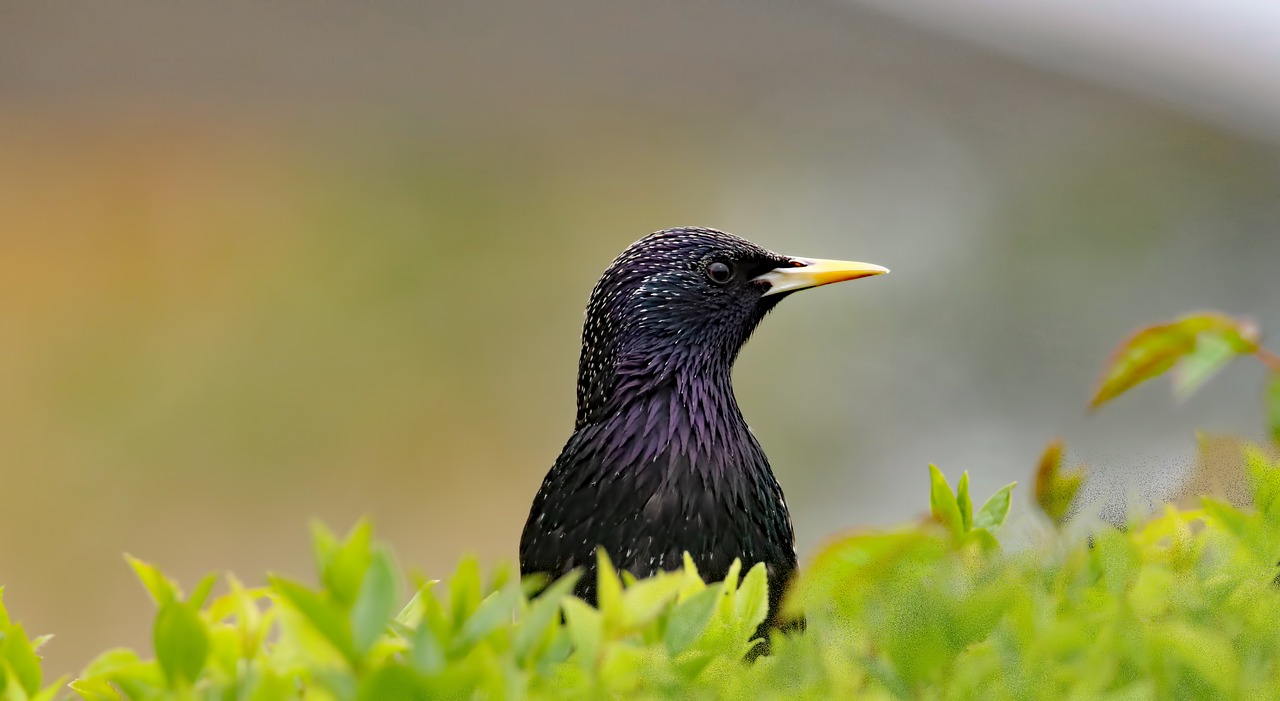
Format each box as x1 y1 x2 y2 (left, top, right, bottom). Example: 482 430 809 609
755 257 889 297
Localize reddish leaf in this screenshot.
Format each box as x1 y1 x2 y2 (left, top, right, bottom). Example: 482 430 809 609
1034 439 1085 526
1091 313 1259 409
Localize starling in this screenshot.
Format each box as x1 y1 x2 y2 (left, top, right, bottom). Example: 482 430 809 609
519 227 887 626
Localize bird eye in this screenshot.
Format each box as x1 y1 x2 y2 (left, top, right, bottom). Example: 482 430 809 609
706 261 733 285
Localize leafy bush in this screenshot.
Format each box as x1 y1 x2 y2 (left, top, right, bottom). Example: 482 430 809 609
1 310 1278 700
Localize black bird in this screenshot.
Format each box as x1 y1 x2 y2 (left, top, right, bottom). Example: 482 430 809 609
519 227 887 625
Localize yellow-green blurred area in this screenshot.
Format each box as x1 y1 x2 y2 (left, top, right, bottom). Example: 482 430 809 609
3 0 1280 678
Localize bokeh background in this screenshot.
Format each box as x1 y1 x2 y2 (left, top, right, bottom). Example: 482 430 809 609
3 0 1280 677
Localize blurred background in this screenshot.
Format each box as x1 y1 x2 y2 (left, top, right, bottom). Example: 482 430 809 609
3 0 1279 677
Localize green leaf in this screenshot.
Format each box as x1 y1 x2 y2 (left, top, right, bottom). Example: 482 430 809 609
1128 566 1175 618
1267 372 1280 447
71 648 164 700
71 649 149 690
677 553 706 600
1245 445 1280 524
271 576 356 665
1153 623 1239 695
1034 440 1085 526
126 556 179 607
664 586 721 654
1173 332 1237 401
239 669 296 701
974 482 1016 532
154 602 208 686
514 571 580 662
418 583 451 645
69 676 121 700
211 574 267 658
595 549 624 627
1091 312 1258 409
733 563 770 637
541 628 573 668
1 624 41 696
323 521 375 609
457 583 520 648
350 549 400 656
408 621 446 675
486 563 513 596
394 585 430 629
356 664 428 701
448 556 483 630
962 527 1000 553
517 572 549 600
561 597 603 664
188 573 218 610
718 559 742 619
956 471 973 531
30 677 66 701
1089 528 1139 596
310 521 339 569
1201 497 1256 544
619 573 683 629
929 465 963 538
0 588 11 630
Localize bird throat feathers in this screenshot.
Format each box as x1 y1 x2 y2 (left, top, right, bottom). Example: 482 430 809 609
572 375 762 485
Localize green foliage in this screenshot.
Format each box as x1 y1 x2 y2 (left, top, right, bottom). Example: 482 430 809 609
4 309 1280 699
928 464 1014 550
0 590 65 701
0 456 1255 700
58 522 776 700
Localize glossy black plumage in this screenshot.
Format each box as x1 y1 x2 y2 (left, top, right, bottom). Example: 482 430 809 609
520 228 824 625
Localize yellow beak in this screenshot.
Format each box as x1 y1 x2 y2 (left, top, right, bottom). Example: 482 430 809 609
754 257 889 297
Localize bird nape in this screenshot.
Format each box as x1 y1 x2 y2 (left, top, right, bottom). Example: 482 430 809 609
519 227 887 638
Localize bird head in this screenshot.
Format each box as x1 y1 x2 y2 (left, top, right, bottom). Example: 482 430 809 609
575 227 887 426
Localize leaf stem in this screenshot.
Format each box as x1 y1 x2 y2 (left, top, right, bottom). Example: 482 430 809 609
1258 346 1280 373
